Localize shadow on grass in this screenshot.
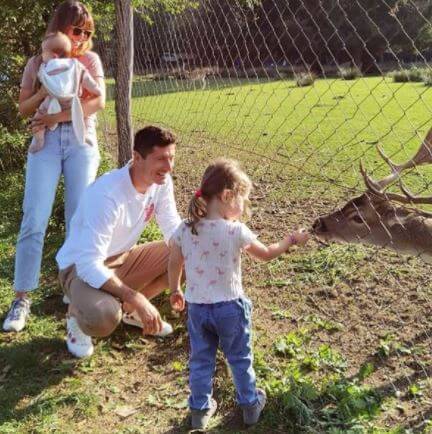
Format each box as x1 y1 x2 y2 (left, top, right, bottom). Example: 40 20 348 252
0 336 78 426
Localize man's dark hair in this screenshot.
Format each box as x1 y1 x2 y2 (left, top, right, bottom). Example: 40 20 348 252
133 126 176 158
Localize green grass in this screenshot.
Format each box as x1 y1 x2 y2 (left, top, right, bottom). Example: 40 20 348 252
1 76 432 432
106 75 432 191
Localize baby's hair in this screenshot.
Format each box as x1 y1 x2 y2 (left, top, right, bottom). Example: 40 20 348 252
42 32 72 58
187 158 252 235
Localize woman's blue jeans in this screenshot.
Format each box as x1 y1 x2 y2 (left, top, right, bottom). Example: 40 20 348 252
187 297 259 410
13 122 100 292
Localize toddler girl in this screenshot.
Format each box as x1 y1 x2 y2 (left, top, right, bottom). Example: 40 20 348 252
168 158 309 430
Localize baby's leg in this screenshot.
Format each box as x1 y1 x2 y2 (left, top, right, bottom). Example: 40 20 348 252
28 130 46 153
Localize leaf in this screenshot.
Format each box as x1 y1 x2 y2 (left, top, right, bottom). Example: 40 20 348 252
147 394 158 406
172 399 188 409
114 405 140 419
0 365 11 382
171 361 185 372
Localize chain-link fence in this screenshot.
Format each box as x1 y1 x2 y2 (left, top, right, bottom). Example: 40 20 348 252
94 1 432 430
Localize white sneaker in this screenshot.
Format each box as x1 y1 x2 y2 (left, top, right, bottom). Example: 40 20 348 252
122 311 173 337
63 294 70 304
66 316 94 358
3 298 31 332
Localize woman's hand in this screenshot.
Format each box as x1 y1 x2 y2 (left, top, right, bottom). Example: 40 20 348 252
31 112 59 132
36 85 49 100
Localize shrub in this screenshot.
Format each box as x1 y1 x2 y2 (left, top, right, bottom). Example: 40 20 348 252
0 127 29 172
423 69 432 86
338 66 361 80
391 67 426 83
408 67 426 82
295 72 315 87
391 69 410 82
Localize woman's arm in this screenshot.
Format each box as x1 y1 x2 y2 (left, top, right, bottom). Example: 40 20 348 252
19 87 48 118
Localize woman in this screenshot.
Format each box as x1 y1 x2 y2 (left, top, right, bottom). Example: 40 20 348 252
3 0 105 332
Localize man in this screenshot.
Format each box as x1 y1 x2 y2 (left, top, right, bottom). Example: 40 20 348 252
56 126 181 358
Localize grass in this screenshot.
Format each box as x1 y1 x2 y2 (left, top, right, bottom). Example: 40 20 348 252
104 75 432 203
2 76 432 432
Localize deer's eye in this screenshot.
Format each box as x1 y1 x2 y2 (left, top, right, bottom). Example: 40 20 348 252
352 215 364 224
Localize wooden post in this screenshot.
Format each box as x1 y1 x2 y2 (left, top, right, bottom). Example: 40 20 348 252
114 0 133 167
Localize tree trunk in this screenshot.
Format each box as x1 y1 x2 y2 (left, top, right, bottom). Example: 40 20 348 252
114 0 134 167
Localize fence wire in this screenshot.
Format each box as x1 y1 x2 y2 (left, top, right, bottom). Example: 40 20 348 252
95 0 432 430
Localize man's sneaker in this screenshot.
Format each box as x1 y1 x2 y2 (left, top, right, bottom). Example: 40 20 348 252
62 294 70 304
122 311 173 337
191 398 217 430
242 388 267 425
3 298 31 332
66 316 94 358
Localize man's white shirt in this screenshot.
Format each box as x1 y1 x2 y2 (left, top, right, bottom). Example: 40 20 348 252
56 165 181 288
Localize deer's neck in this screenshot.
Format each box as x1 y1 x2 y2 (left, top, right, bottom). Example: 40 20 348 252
383 210 432 261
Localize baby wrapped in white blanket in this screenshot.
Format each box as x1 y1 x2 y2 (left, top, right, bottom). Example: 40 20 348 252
30 32 101 153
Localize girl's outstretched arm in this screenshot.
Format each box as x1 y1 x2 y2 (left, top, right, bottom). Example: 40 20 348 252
245 228 309 261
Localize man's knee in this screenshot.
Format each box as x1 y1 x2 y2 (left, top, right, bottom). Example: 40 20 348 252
77 297 122 337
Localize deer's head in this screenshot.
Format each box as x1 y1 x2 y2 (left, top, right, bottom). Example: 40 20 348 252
312 129 432 258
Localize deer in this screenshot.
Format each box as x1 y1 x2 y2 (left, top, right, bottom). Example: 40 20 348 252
312 129 432 263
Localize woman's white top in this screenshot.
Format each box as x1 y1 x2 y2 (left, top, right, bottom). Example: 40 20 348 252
172 219 257 304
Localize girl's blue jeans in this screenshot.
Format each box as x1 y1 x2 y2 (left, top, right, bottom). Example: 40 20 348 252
187 297 259 410
14 122 100 292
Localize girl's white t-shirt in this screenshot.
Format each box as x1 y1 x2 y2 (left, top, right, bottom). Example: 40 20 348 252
172 219 257 304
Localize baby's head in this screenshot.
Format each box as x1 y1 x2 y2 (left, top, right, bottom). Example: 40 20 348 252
41 32 72 62
187 158 252 234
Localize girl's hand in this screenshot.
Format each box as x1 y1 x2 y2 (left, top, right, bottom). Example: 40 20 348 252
291 228 309 246
170 290 185 312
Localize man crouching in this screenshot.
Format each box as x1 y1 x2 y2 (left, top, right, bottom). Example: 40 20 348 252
57 126 181 357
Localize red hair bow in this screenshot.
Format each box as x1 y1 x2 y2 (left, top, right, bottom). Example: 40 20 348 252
195 189 202 198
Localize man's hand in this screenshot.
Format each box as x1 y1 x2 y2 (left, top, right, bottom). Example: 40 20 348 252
170 289 185 312
127 291 163 335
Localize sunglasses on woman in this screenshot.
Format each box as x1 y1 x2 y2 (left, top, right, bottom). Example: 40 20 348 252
72 26 93 39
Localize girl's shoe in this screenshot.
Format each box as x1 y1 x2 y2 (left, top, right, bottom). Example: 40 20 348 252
122 311 173 337
191 398 217 430
2 298 31 332
242 388 267 425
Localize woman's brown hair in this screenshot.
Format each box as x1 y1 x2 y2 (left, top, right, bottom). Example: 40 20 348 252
187 158 252 235
46 1 95 56
32 1 94 92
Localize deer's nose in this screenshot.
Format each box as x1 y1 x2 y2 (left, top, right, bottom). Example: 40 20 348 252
312 217 327 233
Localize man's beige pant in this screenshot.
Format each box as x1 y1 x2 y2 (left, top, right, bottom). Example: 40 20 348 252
59 241 169 337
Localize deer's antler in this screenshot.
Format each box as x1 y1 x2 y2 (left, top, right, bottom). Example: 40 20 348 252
361 128 432 205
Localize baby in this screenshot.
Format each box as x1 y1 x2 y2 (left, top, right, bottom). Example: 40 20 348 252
30 32 101 153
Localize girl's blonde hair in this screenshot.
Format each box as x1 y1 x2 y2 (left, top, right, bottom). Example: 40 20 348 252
187 158 252 235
